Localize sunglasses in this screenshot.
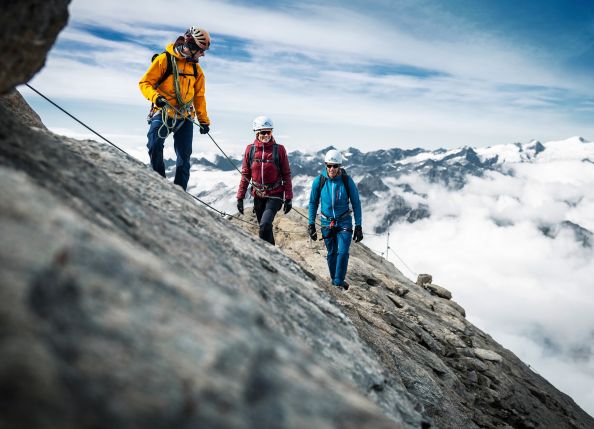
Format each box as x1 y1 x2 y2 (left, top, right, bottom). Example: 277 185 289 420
326 164 340 169
258 130 272 136
186 42 205 55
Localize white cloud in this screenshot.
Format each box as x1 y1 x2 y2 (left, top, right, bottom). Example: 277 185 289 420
366 150 594 415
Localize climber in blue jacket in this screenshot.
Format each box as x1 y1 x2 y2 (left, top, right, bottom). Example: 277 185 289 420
308 149 363 290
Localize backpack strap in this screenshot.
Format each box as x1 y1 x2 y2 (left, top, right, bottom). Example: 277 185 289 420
154 52 198 88
248 144 256 169
177 62 198 78
317 170 350 203
315 170 351 220
316 175 326 205
155 52 173 88
340 168 351 202
248 143 281 173
272 143 280 173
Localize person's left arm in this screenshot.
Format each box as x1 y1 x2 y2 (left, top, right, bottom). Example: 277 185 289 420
348 176 362 227
279 145 293 200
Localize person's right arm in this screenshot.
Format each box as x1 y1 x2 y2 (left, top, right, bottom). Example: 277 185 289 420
139 53 167 104
236 145 252 200
308 176 321 225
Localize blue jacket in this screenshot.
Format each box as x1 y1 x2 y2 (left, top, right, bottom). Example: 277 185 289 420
308 169 362 228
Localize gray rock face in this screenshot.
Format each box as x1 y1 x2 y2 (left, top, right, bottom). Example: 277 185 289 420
423 284 452 300
0 102 410 429
0 0 71 94
0 90 46 129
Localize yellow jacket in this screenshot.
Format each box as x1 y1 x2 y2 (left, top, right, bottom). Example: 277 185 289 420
139 43 210 124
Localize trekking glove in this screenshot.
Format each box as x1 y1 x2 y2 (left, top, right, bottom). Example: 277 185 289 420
200 124 210 134
237 199 244 215
283 199 292 214
307 224 317 241
353 225 363 243
155 96 167 108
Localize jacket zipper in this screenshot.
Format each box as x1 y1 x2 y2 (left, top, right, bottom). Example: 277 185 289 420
331 180 336 219
261 145 265 186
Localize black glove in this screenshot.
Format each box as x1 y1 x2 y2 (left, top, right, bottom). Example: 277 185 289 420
353 225 363 243
237 199 244 215
200 124 210 134
307 224 317 241
155 95 167 108
283 199 292 214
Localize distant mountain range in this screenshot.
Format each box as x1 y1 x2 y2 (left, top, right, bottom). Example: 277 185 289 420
174 136 593 246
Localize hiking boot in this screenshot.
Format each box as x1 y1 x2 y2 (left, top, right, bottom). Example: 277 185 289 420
341 281 350 291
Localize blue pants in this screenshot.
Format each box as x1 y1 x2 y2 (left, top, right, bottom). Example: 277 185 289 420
147 114 193 190
322 228 352 286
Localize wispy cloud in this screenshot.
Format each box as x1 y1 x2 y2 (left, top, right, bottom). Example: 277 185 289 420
22 0 594 153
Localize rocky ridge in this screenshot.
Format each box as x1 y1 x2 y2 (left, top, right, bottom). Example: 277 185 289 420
232 210 594 428
3 100 593 427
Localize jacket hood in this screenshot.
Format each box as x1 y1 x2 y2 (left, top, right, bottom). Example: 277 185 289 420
166 43 184 59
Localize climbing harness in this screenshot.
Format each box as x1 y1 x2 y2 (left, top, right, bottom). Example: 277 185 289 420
321 224 352 241
245 142 284 198
321 209 351 223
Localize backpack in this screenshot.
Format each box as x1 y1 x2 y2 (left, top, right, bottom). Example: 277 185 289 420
247 143 281 173
316 168 351 203
151 52 198 88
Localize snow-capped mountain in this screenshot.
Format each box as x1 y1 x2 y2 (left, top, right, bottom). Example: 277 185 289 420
178 136 593 244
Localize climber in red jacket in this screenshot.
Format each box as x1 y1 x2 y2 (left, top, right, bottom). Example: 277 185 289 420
236 116 293 245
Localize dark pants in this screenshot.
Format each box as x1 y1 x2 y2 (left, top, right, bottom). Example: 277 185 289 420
147 114 193 190
254 197 283 245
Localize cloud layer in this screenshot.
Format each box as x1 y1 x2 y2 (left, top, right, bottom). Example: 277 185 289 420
367 154 594 416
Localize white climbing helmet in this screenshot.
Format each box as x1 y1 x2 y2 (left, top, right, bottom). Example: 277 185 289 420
253 115 274 132
324 149 343 165
185 26 211 50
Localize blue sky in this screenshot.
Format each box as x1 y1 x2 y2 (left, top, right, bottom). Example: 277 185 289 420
20 0 594 159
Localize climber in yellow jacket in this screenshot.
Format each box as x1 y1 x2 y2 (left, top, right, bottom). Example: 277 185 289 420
139 26 211 190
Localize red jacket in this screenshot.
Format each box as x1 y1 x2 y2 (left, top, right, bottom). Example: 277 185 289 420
236 138 293 200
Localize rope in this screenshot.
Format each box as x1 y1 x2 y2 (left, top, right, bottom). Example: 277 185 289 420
188 194 254 226
25 83 253 226
24 84 132 159
388 247 417 278
154 57 194 139
26 84 419 277
366 246 386 257
164 102 242 175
